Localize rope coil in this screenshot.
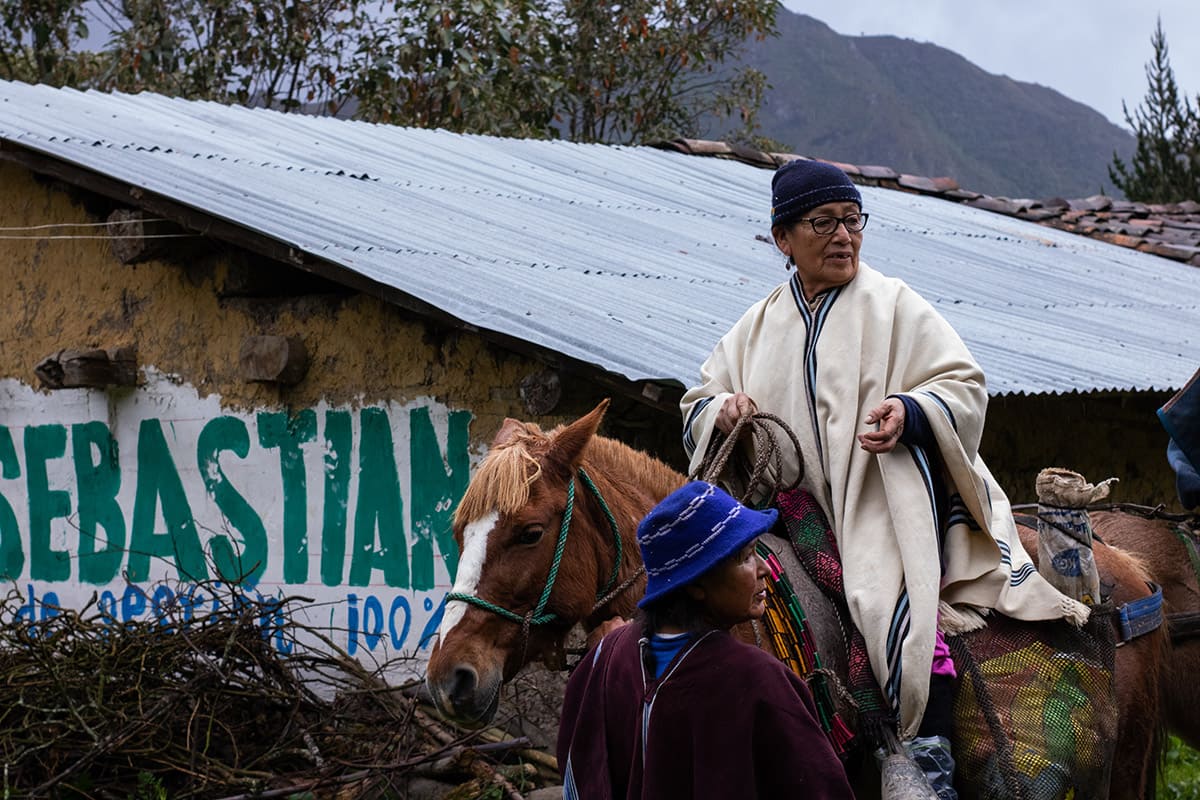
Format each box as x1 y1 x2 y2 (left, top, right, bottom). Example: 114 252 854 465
696 411 804 505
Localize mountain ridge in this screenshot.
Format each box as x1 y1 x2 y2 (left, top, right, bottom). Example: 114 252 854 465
734 11 1135 199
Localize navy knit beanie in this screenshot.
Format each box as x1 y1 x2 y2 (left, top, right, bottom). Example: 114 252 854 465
636 481 778 608
770 159 862 228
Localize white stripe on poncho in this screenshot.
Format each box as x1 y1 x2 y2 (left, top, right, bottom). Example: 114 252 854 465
681 263 1089 737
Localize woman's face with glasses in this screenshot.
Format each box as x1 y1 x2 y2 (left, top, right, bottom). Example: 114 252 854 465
772 200 864 301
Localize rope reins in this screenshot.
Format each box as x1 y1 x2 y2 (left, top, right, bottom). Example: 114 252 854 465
696 411 804 504
444 467 638 643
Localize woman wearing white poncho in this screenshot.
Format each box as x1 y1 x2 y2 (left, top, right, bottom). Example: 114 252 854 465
680 159 1089 800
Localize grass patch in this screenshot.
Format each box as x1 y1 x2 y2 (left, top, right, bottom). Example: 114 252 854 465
1160 736 1200 799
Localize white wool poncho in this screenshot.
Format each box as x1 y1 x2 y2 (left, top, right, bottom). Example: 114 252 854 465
681 263 1089 737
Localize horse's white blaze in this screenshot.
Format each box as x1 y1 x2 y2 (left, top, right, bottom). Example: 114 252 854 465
438 510 498 639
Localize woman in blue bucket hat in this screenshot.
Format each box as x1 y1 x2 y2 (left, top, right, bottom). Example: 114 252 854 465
556 481 853 799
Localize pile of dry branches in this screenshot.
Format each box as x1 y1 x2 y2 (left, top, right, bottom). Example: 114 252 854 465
0 584 557 799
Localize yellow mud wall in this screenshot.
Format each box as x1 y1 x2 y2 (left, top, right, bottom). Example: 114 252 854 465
0 161 627 444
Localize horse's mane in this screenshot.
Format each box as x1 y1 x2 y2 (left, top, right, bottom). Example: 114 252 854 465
580 434 686 497
453 430 548 527
453 422 685 528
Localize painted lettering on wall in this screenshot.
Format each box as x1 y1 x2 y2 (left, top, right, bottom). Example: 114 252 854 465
0 376 473 671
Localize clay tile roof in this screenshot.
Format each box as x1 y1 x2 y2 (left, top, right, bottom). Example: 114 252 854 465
651 139 1200 270
1070 196 1112 212
898 174 959 193
855 164 901 180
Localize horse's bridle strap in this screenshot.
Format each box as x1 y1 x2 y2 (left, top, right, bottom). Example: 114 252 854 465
578 468 623 599
443 593 559 626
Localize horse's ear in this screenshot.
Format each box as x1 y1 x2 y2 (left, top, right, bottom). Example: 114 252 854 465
493 417 531 446
548 399 610 468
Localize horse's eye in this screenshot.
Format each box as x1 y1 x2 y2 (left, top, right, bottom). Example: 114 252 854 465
515 525 544 546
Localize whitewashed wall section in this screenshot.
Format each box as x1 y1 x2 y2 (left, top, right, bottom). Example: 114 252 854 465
0 372 473 679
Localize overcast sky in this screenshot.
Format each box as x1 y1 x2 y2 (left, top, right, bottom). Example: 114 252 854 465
783 1 1200 130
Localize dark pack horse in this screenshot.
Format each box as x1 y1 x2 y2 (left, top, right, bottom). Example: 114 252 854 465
426 401 1193 799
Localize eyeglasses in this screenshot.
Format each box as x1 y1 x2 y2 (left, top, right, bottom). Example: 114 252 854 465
794 213 869 235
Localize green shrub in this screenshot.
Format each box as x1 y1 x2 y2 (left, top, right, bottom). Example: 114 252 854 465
1159 736 1200 799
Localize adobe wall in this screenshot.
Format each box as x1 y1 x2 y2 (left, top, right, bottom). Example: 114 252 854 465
2 163 596 427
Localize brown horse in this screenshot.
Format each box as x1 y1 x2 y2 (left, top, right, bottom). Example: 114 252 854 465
425 401 1175 799
1097 510 1200 749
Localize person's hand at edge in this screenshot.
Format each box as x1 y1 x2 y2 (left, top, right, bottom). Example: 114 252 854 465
858 397 905 453
717 392 757 434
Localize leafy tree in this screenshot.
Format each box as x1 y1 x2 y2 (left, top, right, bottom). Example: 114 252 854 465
549 0 776 144
0 0 103 86
348 0 777 142
1 0 776 145
1109 18 1200 203
349 0 563 137
91 0 363 114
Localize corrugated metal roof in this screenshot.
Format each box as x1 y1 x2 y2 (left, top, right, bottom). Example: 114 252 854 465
1 80 1197 396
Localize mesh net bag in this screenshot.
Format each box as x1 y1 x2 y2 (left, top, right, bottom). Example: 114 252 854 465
947 607 1118 800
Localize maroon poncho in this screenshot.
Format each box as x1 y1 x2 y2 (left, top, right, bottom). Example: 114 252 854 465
557 622 854 799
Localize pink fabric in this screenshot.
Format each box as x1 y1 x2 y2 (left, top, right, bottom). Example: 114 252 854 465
931 629 957 678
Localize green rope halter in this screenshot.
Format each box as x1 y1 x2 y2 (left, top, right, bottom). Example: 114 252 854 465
445 467 625 630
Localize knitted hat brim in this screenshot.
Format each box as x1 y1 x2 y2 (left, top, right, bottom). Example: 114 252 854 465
637 505 778 608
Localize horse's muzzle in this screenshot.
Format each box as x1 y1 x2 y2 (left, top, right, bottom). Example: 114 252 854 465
425 662 502 728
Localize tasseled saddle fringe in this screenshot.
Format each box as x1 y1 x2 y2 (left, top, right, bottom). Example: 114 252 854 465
757 541 855 755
